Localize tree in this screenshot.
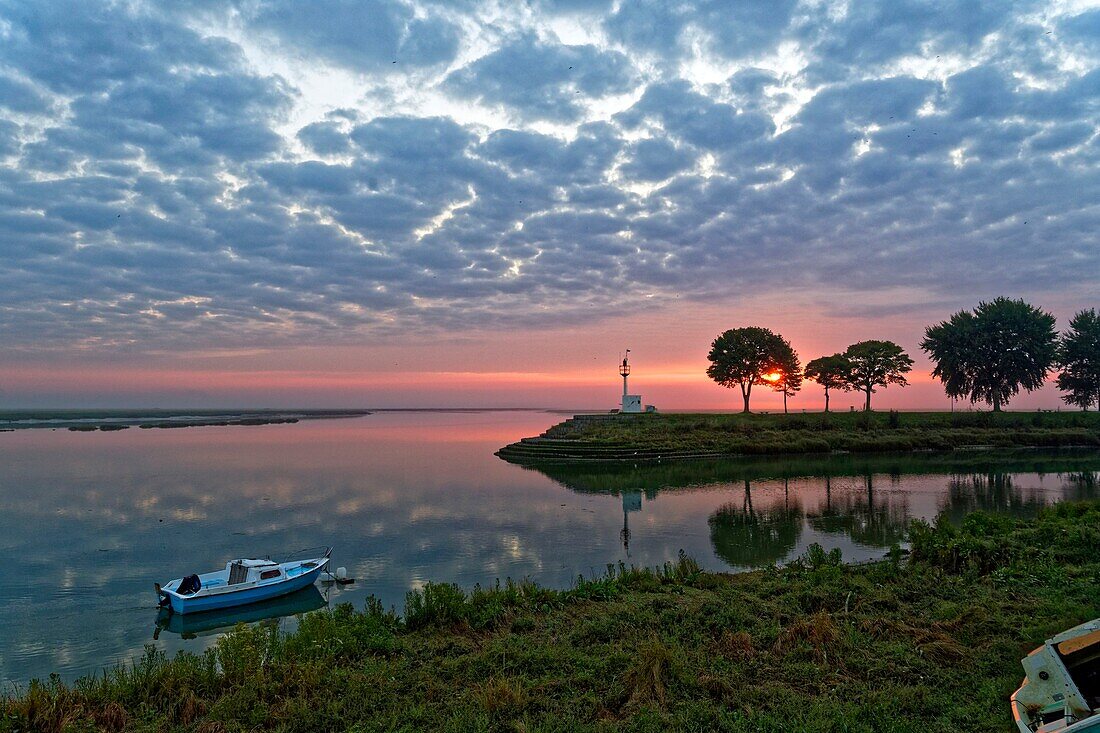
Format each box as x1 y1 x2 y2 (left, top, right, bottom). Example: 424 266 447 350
767 343 802 414
842 340 913 411
804 354 851 412
706 327 793 413
1057 309 1100 410
921 297 1057 411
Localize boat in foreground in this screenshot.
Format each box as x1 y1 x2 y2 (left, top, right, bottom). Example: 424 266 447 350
156 548 330 615
1011 617 1100 732
155 585 328 638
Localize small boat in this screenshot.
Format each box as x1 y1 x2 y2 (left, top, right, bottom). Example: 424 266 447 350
155 547 330 615
155 586 327 638
1011 617 1100 732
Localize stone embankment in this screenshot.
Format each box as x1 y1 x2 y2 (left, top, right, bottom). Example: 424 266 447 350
496 413 721 464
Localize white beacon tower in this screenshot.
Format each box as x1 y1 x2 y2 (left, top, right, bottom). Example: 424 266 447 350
619 350 643 413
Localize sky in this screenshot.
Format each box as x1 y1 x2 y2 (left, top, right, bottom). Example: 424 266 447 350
0 0 1097 410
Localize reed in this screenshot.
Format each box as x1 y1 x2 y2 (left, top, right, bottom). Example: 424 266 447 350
3 503 1099 732
552 410 1100 457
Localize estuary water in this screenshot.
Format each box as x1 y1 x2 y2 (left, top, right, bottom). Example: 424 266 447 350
1 410 1097 686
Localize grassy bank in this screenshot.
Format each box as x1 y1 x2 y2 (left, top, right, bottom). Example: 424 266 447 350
545 411 1100 458
5 502 1100 732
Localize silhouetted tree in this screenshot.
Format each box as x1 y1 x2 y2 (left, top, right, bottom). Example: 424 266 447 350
804 354 851 412
706 327 793 413
921 297 1057 411
843 340 913 411
1057 309 1100 410
769 342 802 414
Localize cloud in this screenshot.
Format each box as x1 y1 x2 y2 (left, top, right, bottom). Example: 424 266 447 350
478 123 622 182
444 35 639 122
0 120 21 156
804 0 1009 70
1059 9 1100 45
0 0 1096 355
619 138 694 181
1027 122 1095 153
605 0 797 60
945 65 1016 120
797 77 939 126
0 0 243 93
297 120 354 156
535 0 614 13
248 0 460 70
0 75 51 114
616 80 775 150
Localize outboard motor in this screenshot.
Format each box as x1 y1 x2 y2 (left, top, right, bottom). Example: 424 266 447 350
178 574 202 595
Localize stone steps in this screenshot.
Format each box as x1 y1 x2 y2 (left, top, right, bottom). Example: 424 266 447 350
495 447 723 464
495 413 721 464
540 412 653 438
496 437 721 464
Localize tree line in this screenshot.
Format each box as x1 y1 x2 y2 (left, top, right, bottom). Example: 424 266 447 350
707 298 1100 413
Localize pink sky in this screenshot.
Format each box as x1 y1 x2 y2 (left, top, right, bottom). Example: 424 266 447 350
0 294 1080 410
1 1 1095 414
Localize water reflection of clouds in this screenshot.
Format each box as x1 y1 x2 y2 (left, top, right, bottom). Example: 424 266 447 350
2 414 1098 686
1 412 600 683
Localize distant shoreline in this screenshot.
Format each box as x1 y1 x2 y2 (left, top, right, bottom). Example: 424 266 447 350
0 407 589 432
0 409 372 432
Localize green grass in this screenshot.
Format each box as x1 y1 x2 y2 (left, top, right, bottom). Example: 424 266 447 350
559 410 1100 456
4 501 1100 732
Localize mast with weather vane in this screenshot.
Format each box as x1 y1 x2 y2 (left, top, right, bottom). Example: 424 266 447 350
617 349 652 413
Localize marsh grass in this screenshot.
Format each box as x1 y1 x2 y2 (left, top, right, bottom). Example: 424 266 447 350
562 411 1100 456
622 637 674 710
3 506 1100 732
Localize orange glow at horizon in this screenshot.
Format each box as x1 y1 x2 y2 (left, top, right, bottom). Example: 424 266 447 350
3 358 1044 412
0 365 714 391
0 361 1069 410
0 292 1080 410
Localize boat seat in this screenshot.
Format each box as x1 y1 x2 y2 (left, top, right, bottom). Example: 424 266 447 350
178 574 201 595
228 562 249 585
1060 631 1100 712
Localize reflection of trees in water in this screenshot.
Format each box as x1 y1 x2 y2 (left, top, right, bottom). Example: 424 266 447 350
709 479 803 568
943 469 1100 519
1062 471 1100 501
806 475 909 548
528 456 1100 569
942 472 1048 521
522 451 1100 496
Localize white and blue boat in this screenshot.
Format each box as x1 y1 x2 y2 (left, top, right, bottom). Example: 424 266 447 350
155 548 330 615
155 586 328 638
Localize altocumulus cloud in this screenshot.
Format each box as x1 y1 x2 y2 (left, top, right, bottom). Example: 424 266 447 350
0 0 1096 352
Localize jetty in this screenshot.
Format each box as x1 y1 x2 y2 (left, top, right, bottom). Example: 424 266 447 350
498 410 1100 465
496 413 723 464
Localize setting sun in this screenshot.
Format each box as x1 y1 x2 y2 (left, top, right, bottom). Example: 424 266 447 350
762 372 783 382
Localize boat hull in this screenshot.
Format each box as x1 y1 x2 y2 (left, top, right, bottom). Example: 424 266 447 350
156 586 327 637
163 561 327 615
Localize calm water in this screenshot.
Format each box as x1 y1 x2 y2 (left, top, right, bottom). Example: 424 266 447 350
1 410 1097 686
